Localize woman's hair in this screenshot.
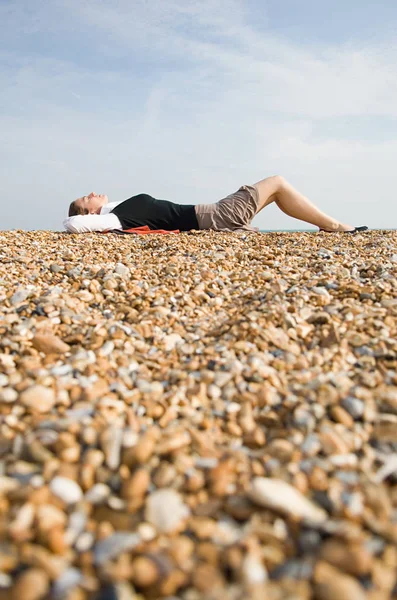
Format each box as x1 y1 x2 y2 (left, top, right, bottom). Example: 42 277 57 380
68 201 88 217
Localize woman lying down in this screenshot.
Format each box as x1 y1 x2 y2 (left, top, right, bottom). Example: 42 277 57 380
63 175 368 235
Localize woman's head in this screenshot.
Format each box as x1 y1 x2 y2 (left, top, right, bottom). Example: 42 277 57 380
68 192 108 216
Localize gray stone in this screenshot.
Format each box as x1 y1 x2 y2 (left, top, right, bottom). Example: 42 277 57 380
94 532 140 565
341 396 364 420
53 568 83 599
50 263 63 273
10 287 31 305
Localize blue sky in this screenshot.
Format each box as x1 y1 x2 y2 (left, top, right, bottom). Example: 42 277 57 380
1 0 397 231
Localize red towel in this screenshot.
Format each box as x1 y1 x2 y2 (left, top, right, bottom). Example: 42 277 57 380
100 225 180 235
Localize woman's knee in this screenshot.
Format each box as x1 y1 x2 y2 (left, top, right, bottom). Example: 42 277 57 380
255 175 286 192
269 175 286 190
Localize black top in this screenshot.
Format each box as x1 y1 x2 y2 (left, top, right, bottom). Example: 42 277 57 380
110 193 199 231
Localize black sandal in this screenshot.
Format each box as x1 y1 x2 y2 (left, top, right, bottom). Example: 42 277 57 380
319 226 368 234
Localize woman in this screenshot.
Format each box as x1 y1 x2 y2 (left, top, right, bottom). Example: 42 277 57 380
63 175 368 234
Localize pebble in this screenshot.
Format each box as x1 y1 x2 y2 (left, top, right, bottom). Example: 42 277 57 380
99 340 115 356
313 561 368 600
319 539 373 576
94 532 141 565
100 425 123 470
249 477 327 524
64 511 86 545
241 553 268 586
341 396 365 420
0 387 18 403
50 263 63 273
1 229 397 599
75 531 94 552
52 568 83 599
10 286 31 305
31 334 70 355
163 333 184 351
145 489 190 533
85 483 111 504
50 476 83 504
19 385 56 413
114 262 130 277
0 476 20 494
10 568 49 600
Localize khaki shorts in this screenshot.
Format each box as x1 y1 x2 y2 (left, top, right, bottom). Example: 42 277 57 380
194 184 260 233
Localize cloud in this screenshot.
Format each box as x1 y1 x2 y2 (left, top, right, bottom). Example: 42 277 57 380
55 0 397 118
1 0 397 230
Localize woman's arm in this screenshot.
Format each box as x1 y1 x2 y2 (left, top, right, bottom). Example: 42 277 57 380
63 213 122 233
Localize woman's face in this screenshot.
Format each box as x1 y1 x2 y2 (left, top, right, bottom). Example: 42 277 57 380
76 192 108 214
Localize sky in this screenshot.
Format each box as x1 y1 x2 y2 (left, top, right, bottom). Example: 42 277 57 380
1 0 397 231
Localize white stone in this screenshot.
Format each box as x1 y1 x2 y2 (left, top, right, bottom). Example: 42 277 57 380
163 333 183 351
85 483 111 504
207 384 221 400
0 573 12 588
65 511 87 545
226 402 241 414
145 489 190 533
115 263 130 277
9 503 35 532
0 387 18 403
311 286 331 298
75 531 95 553
241 553 268 586
122 428 138 448
137 522 157 541
50 476 83 505
0 374 9 387
100 425 122 470
99 341 115 357
195 457 218 468
0 354 16 368
249 477 327 525
212 519 241 545
214 372 233 387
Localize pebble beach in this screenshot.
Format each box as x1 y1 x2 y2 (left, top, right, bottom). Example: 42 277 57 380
1 228 397 600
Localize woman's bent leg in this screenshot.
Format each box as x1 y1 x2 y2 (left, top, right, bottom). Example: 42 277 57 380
253 175 354 231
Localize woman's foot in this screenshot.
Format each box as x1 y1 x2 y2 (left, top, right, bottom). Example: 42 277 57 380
319 223 368 233
319 220 354 232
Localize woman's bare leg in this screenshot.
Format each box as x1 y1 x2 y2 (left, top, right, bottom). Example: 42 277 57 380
252 175 354 231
